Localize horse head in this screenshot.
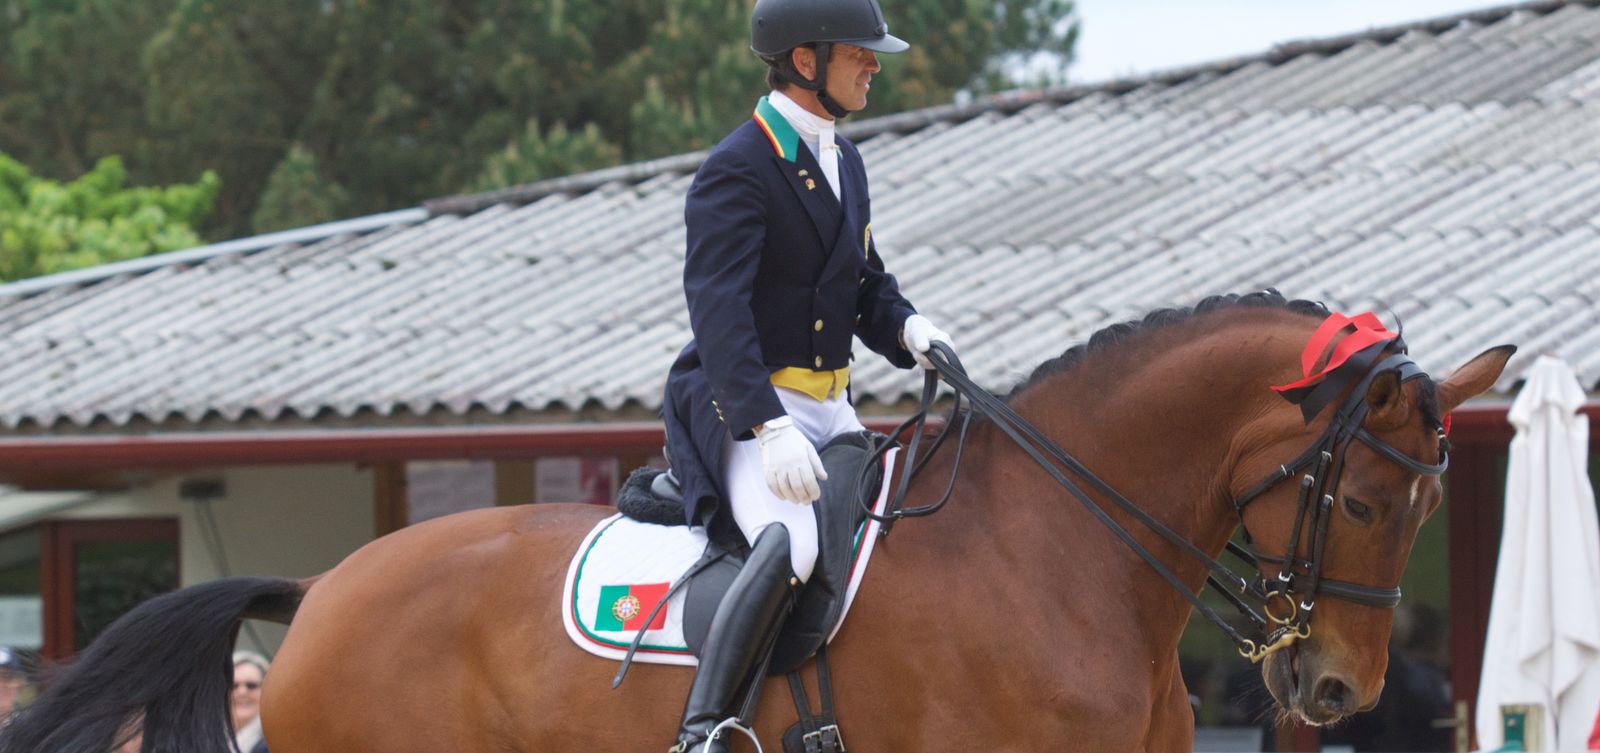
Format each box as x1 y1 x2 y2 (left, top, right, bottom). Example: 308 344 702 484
1236 336 1513 725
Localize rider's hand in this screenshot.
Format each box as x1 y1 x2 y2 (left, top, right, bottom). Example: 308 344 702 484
900 314 955 370
755 416 827 503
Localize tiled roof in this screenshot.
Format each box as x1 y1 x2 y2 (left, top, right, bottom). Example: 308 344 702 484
3 0 1598 432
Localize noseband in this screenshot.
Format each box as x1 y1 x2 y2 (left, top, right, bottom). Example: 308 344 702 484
862 337 1447 664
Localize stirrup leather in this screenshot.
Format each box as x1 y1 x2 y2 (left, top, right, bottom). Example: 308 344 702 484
802 723 845 753
670 524 793 753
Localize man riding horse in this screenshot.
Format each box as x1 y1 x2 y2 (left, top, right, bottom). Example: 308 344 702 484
660 0 953 750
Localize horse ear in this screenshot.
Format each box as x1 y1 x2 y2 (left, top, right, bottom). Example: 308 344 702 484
1365 370 1407 426
1438 345 1517 414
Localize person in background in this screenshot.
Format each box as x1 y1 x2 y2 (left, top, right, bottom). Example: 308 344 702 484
232 650 270 753
114 722 142 753
0 647 26 722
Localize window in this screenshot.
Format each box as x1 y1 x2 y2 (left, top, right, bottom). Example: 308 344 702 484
39 520 178 658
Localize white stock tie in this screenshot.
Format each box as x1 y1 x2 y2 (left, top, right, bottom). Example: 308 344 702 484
818 128 841 202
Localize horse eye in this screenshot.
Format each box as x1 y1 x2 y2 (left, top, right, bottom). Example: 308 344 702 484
1343 497 1374 523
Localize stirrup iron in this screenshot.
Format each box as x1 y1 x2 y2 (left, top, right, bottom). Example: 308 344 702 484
711 718 764 753
667 718 765 753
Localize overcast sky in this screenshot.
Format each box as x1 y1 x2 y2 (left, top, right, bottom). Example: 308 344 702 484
1069 0 1509 81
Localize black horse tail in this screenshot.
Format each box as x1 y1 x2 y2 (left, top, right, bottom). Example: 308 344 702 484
0 576 306 753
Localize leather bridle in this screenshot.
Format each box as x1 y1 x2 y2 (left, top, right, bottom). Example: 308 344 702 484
1223 348 1446 660
861 340 1448 662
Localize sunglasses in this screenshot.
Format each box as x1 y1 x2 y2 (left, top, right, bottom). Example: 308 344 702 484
233 681 261 691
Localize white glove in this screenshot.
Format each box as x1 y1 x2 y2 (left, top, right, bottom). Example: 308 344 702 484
756 415 828 504
900 314 955 370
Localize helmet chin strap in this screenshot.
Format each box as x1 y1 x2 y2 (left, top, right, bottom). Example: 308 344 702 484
779 42 851 119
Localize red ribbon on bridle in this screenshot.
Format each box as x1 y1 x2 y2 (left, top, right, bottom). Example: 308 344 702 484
1271 312 1401 423
1273 312 1398 393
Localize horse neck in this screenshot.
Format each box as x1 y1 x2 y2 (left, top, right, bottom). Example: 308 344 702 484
939 314 1309 659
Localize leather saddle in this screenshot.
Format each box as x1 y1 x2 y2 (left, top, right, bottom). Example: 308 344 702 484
616 431 886 675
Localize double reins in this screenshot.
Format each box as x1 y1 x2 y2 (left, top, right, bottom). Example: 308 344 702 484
858 340 1447 662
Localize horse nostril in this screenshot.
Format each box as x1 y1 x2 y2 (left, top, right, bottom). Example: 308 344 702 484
1312 676 1359 715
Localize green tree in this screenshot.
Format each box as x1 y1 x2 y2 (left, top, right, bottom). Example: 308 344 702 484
147 0 1075 235
471 121 623 192
606 0 764 160
0 154 218 281
139 0 338 239
1 0 1078 241
0 0 176 180
251 145 352 234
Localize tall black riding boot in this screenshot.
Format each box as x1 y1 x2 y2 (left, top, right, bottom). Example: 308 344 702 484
670 524 797 753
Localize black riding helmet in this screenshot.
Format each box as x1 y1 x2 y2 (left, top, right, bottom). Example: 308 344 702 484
751 0 908 117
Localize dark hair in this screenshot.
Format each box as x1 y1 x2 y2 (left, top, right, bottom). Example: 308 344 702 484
764 44 827 91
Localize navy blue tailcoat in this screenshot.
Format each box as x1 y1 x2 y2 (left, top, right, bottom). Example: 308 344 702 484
663 96 920 527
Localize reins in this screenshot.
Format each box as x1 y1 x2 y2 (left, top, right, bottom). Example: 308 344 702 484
858 340 1447 662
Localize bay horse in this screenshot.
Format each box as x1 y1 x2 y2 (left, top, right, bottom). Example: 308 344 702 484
0 293 1512 753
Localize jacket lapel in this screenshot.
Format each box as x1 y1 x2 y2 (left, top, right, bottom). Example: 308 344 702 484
754 96 843 255
778 147 843 251
815 145 863 284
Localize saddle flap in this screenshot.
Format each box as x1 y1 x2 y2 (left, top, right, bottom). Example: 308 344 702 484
768 431 884 674
565 441 898 672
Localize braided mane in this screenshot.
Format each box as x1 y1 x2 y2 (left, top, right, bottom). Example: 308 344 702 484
1006 291 1329 401
1006 290 1444 430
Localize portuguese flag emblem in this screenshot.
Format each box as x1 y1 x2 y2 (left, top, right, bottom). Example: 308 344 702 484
595 582 670 632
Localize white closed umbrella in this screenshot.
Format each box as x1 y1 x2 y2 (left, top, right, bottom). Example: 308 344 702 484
1476 355 1600 752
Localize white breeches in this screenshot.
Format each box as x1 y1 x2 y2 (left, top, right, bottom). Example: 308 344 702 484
722 387 866 583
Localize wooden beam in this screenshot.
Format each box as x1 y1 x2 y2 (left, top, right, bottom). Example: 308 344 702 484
39 522 71 661
1446 438 1508 752
373 462 408 537
494 460 535 506
1273 718 1320 751
39 519 178 660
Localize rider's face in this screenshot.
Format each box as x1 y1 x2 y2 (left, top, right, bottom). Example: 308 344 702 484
790 43 881 115
824 44 880 112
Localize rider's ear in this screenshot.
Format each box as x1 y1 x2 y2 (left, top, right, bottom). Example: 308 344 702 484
791 46 817 80
1364 370 1408 428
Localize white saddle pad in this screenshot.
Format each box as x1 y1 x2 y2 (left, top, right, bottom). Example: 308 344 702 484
561 447 899 666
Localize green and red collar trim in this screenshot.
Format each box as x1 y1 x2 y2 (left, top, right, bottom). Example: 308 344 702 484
753 96 801 163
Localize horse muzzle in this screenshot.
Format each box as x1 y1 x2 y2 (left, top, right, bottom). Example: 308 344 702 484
1262 644 1377 726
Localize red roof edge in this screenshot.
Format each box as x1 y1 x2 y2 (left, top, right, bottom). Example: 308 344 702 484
0 424 670 472
0 403 1588 475
1447 400 1600 445
0 419 914 474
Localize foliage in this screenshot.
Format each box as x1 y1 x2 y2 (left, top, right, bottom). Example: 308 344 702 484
471 121 623 192
0 0 1078 247
0 153 218 282
0 0 170 179
251 145 352 234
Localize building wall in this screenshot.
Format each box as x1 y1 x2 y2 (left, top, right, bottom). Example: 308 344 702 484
62 464 375 654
